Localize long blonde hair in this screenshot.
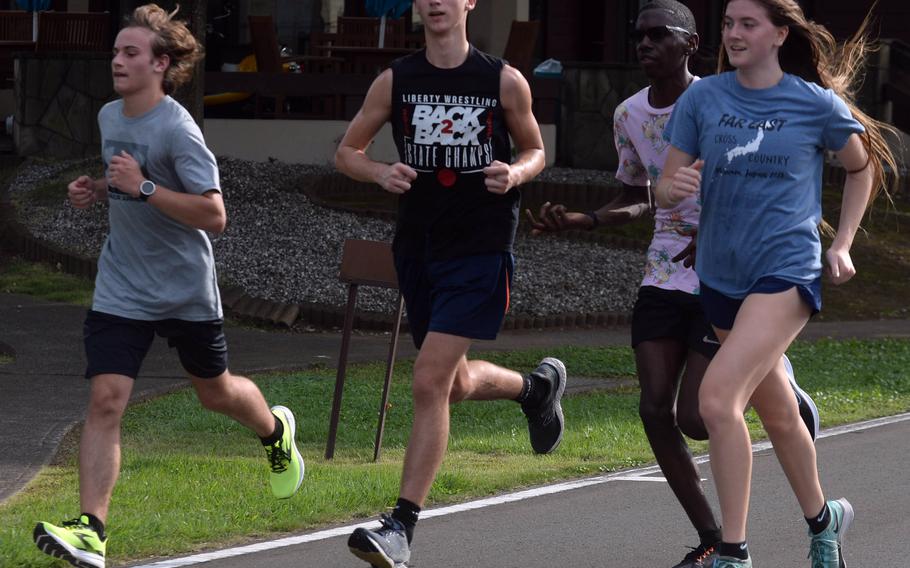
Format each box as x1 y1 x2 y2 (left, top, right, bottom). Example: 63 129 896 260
717 0 899 214
126 4 203 94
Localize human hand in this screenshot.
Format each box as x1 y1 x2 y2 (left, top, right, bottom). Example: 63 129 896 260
107 150 144 197
67 175 97 209
669 159 703 204
824 246 856 285
483 160 516 194
377 162 417 194
672 226 698 268
525 202 590 235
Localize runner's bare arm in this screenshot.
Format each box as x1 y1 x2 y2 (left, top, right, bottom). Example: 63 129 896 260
826 132 874 284
484 65 545 194
655 146 699 208
335 70 417 194
104 150 226 233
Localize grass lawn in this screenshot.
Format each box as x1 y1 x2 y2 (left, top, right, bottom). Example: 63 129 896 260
1 339 908 566
0 256 94 306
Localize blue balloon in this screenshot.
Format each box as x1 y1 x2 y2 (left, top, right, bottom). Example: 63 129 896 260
365 0 412 18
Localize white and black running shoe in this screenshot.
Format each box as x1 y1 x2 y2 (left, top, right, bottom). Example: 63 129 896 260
783 353 820 441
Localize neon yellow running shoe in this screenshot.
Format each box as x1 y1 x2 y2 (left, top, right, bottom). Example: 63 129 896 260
266 405 304 498
34 515 106 568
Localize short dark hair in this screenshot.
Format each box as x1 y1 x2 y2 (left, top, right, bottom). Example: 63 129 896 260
638 0 697 34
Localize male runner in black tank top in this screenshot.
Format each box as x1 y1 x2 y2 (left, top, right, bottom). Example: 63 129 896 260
335 1 561 566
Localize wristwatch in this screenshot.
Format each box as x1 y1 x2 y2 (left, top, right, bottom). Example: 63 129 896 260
139 179 157 202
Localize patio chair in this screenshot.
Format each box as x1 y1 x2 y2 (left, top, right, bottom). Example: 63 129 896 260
325 239 405 462
35 11 109 53
337 16 405 47
248 14 340 117
0 10 33 42
502 19 540 78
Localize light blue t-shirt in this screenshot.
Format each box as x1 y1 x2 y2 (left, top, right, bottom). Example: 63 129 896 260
94 96 223 321
665 72 864 298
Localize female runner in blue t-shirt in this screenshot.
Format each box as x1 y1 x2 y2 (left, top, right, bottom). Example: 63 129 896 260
655 1 898 567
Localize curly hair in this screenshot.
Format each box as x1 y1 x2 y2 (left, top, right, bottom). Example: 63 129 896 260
125 4 203 94
717 0 899 216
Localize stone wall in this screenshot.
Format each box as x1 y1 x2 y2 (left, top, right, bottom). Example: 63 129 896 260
13 52 115 159
558 62 648 170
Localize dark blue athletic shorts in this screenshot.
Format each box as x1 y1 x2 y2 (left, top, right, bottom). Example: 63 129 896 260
631 286 719 358
699 277 822 331
394 252 514 349
83 310 228 379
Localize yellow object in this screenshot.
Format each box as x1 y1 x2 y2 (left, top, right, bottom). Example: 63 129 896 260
204 55 256 107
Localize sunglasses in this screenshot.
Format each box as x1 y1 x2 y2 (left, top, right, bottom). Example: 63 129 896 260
631 25 691 43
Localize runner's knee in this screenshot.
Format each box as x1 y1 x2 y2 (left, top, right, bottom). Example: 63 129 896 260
638 395 674 429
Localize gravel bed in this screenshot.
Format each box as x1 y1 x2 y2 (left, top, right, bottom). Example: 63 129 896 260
11 157 644 316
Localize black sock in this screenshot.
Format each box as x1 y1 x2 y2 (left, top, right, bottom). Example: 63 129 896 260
515 374 550 406
391 497 420 544
698 528 722 548
259 414 283 446
719 541 749 560
807 503 830 535
81 513 106 540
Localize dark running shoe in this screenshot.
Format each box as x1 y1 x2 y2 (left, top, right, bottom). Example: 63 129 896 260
783 354 820 441
671 542 718 567
521 357 567 454
348 513 410 568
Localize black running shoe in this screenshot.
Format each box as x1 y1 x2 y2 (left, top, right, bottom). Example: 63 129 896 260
348 514 410 568
671 542 718 568
521 357 567 454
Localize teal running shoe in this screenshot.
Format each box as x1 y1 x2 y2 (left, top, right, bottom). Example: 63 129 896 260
34 515 106 568
265 405 304 498
713 556 752 567
809 498 854 568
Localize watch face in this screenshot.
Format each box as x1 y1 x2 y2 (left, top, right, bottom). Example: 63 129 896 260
140 180 155 196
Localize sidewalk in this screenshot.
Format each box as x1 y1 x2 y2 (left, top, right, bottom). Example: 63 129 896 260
1 291 907 503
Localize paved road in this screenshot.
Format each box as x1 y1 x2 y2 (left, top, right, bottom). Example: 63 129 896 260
127 415 910 568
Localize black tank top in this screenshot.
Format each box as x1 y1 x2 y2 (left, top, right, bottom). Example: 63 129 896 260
391 46 517 260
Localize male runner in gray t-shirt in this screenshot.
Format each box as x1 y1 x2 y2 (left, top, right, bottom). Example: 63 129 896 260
33 6 304 568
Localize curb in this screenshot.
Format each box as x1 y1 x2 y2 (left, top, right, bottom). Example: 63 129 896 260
220 284 632 331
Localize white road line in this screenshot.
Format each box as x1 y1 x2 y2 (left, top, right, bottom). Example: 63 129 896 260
130 412 910 568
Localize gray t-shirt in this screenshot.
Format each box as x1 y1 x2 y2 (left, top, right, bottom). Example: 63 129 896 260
93 96 223 321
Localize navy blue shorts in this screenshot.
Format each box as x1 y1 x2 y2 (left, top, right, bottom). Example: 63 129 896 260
395 252 514 349
83 310 228 379
699 277 822 331
631 286 719 358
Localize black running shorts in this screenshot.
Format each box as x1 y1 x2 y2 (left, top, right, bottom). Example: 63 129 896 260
83 310 228 379
394 252 513 349
631 286 719 358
